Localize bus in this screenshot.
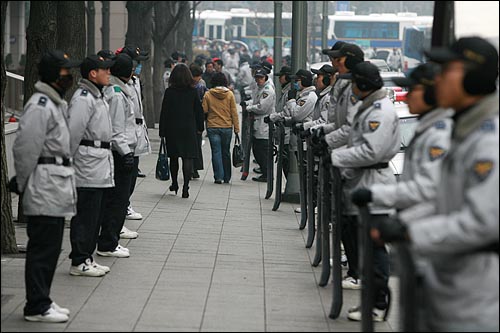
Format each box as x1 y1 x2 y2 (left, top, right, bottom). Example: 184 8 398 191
326 11 433 49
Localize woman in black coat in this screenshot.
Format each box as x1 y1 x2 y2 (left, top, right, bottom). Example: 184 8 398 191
159 63 204 198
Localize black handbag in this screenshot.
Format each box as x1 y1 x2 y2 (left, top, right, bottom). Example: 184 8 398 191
155 137 170 181
232 134 244 168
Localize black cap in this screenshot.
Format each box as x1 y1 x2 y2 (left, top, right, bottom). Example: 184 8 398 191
250 61 262 69
340 61 383 91
118 45 149 61
261 60 273 74
274 66 292 76
254 68 268 77
110 53 133 79
391 63 438 88
97 49 117 61
290 69 313 82
311 64 335 76
81 55 115 70
328 43 364 61
322 41 347 55
424 37 498 70
40 49 82 68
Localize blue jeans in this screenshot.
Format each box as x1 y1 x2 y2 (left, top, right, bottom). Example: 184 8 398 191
207 128 233 182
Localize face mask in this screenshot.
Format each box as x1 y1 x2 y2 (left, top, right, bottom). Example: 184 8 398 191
293 82 300 90
134 63 142 76
57 74 74 91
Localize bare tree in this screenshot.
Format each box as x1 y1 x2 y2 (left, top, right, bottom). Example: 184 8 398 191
56 1 86 101
86 1 95 55
1 1 17 254
125 1 155 127
152 1 189 124
101 1 110 50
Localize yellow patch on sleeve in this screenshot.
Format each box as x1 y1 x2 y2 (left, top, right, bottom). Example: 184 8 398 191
429 146 445 161
368 121 380 131
473 160 494 181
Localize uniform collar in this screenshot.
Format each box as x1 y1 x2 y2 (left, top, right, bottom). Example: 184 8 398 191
79 79 103 98
34 81 65 105
109 75 131 97
453 93 499 140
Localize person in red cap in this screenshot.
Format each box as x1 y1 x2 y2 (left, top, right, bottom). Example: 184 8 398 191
12 49 81 323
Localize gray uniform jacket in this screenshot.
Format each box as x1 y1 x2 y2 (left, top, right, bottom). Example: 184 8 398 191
371 108 453 209
104 75 137 156
247 80 275 139
404 94 499 332
321 78 352 133
68 79 114 188
128 76 151 157
274 82 292 144
304 85 332 130
331 89 400 215
13 81 77 217
283 86 318 124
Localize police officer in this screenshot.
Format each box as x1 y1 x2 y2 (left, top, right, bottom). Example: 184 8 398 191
330 61 400 321
303 64 336 130
67 55 115 278
353 63 453 210
246 68 276 182
118 45 152 226
371 37 499 332
96 53 136 258
12 50 81 322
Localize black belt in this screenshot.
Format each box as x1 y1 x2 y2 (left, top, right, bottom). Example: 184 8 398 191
38 157 72 166
361 162 389 169
135 118 143 125
80 139 111 149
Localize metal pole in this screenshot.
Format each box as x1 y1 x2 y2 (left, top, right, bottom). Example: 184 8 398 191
291 1 308 72
274 1 283 101
321 1 328 61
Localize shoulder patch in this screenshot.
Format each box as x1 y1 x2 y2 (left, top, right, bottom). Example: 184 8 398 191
480 119 495 132
37 96 47 106
80 89 88 96
298 100 306 106
429 146 446 161
262 92 269 99
434 120 446 129
473 160 494 182
350 95 358 105
373 102 381 109
113 86 122 93
368 121 380 131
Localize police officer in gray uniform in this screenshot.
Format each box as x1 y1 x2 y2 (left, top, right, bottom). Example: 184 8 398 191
246 68 276 182
372 37 499 332
12 50 80 322
330 61 400 321
67 55 115 277
303 64 336 130
96 53 137 258
354 63 454 210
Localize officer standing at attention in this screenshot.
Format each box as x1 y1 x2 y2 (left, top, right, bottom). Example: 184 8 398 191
371 37 499 332
246 68 276 182
304 64 336 130
67 55 115 277
330 61 400 321
12 50 80 322
96 53 137 258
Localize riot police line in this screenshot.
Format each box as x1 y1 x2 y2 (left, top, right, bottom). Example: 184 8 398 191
250 37 499 332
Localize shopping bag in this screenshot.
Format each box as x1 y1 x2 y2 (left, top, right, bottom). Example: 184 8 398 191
232 133 244 168
155 137 170 181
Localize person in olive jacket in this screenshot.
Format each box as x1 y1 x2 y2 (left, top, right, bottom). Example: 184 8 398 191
159 63 205 198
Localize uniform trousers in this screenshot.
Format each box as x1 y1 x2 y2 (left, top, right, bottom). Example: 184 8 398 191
24 216 65 316
252 138 269 177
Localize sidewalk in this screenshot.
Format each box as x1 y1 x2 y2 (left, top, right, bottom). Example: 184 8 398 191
1 128 400 332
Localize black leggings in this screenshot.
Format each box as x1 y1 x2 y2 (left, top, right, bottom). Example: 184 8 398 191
170 157 193 188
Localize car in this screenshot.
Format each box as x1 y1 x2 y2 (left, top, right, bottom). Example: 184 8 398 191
390 105 418 178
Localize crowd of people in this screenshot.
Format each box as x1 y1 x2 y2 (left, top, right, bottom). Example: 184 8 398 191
7 33 498 332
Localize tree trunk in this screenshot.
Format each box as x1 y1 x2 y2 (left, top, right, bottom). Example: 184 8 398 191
20 1 58 225
1 0 18 254
101 1 110 50
125 1 154 128
86 1 95 55
56 1 86 102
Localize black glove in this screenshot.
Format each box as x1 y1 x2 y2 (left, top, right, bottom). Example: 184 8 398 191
239 100 247 108
287 89 297 100
295 123 304 132
8 176 21 195
264 115 271 124
375 216 408 243
123 152 135 171
351 188 373 206
283 117 295 127
300 128 311 138
312 136 328 156
311 127 325 145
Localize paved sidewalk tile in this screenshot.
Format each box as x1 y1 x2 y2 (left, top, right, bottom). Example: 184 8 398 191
1 128 399 332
